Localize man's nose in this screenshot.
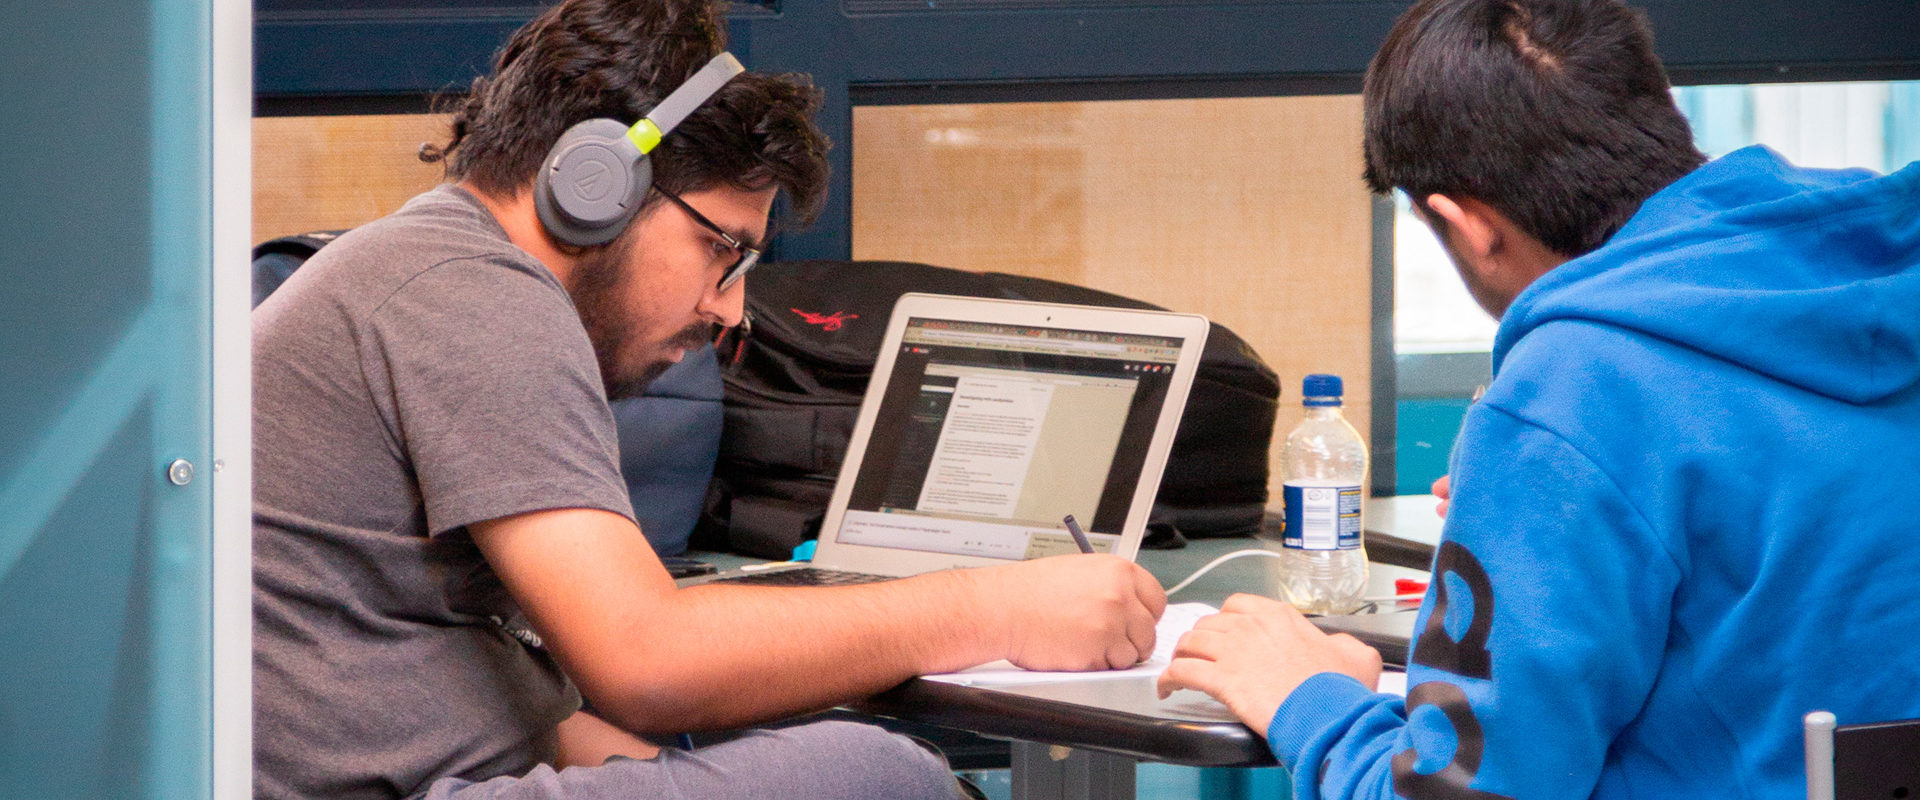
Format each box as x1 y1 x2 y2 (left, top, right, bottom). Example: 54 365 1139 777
698 277 746 329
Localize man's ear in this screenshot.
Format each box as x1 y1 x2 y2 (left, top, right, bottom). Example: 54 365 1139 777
1422 193 1502 260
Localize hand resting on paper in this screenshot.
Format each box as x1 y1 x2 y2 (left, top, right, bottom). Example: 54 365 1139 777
1154 593 1382 733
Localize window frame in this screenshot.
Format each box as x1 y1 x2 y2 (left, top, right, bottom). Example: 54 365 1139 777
254 0 1920 495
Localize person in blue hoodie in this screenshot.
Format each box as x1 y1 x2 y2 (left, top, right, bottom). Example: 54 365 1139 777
1157 0 1920 798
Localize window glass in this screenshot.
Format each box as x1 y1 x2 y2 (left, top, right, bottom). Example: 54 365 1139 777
1393 79 1920 357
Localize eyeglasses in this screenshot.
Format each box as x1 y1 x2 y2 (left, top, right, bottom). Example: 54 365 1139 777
653 188 763 292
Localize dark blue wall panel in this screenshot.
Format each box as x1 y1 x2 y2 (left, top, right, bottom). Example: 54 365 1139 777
256 1 1920 259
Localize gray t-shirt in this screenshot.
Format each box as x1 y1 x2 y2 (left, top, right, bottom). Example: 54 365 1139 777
252 185 635 800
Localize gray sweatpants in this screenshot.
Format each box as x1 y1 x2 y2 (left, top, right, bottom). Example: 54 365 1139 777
415 720 962 800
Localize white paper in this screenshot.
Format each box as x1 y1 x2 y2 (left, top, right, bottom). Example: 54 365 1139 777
924 602 1218 686
923 604 1414 698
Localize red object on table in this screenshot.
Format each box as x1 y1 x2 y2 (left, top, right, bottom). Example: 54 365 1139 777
1394 579 1429 606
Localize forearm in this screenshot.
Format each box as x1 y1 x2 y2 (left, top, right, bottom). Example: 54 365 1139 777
474 508 1160 738
584 569 1002 734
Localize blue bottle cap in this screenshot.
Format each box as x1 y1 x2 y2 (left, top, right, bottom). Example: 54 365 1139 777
1302 373 1343 406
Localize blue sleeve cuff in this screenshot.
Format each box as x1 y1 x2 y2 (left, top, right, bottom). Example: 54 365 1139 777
1266 672 1384 771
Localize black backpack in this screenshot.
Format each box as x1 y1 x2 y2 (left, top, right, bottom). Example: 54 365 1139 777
694 259 1281 559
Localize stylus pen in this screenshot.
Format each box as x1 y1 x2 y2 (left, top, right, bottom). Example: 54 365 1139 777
1062 515 1095 554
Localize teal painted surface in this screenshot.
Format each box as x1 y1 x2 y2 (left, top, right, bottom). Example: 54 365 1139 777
1891 83 1920 170
961 763 1291 799
1198 764 1293 798
1395 397 1472 494
0 1 215 798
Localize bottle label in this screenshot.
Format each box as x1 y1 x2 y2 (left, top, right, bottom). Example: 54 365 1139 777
1282 482 1363 550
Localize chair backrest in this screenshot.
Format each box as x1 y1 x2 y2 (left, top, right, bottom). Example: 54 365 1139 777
1805 710 1920 800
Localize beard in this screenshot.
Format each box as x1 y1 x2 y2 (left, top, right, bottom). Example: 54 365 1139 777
568 238 716 401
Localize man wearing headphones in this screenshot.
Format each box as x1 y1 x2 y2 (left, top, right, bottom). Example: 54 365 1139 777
250 1 1165 798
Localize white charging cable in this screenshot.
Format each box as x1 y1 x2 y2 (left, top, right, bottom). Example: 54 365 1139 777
1163 549 1284 596
1163 548 1427 605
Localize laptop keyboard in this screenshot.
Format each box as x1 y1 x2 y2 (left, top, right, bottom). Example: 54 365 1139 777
709 567 893 587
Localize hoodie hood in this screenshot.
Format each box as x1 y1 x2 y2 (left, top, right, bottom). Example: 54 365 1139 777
1494 146 1920 404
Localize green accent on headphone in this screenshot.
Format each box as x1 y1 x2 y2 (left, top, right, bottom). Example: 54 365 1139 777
627 119 664 155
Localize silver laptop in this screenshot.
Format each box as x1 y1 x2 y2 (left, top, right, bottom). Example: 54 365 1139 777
686 292 1210 586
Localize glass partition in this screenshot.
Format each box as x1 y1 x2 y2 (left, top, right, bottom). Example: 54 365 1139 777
0 1 248 797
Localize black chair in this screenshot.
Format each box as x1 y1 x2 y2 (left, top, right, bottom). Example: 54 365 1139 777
1805 711 1920 800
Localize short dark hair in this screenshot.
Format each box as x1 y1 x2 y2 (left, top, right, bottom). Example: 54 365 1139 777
1362 0 1705 256
421 0 831 227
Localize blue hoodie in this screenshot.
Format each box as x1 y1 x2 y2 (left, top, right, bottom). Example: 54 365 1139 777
1268 146 1920 800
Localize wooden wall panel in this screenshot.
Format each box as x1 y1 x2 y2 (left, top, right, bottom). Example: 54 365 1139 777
852 96 1375 499
252 114 449 244
256 101 1377 499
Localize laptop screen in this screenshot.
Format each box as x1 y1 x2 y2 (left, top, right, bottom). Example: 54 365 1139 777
834 316 1187 561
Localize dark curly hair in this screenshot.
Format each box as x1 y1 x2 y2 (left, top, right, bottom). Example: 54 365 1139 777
420 0 831 228
1362 0 1705 257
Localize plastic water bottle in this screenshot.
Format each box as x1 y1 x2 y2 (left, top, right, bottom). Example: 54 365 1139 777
1279 374 1369 615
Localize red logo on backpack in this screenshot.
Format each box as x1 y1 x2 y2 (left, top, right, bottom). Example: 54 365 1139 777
791 308 858 332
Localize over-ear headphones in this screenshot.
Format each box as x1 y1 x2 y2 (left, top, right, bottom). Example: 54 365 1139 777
534 52 746 247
